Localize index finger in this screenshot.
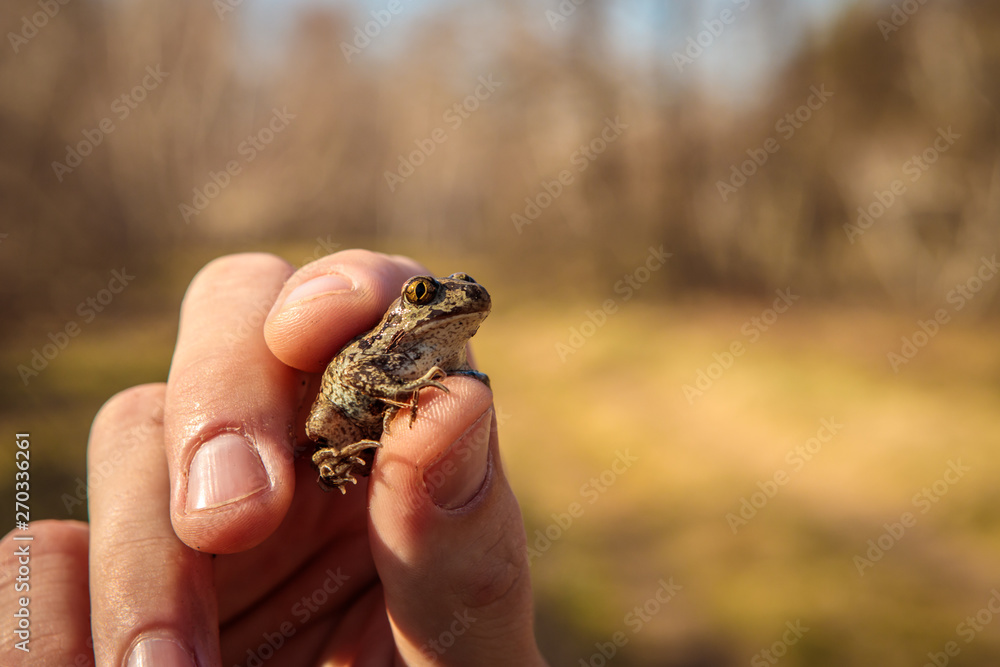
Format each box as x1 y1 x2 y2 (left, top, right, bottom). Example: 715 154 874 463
165 250 425 553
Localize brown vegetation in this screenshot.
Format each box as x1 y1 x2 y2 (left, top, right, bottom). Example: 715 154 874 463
2 1 999 325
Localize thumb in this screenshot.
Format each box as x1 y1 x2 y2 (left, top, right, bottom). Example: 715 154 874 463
368 377 546 666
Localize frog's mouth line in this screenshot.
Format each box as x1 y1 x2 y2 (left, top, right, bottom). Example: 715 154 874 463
419 308 491 325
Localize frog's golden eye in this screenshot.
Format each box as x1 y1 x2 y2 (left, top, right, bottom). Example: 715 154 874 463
449 272 476 283
403 276 438 305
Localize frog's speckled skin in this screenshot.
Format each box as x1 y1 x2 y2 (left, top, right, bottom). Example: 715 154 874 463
305 273 491 492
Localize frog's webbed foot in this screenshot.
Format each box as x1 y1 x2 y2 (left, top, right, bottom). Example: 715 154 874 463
312 439 381 494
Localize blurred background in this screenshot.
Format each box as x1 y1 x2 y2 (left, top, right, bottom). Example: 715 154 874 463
3 0 1000 664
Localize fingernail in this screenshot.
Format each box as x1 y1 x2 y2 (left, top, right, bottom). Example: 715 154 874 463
424 408 493 509
186 433 269 512
126 636 197 667
283 273 353 307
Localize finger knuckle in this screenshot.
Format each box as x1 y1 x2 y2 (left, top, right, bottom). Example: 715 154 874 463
453 525 531 613
0 522 91 666
189 253 291 295
91 384 165 451
0 520 88 587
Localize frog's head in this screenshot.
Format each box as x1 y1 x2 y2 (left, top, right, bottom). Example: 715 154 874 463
399 273 492 322
396 272 491 336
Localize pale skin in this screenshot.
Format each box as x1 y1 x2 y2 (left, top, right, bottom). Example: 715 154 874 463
0 250 547 667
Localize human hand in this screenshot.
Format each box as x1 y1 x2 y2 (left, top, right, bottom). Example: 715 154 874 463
0 250 546 666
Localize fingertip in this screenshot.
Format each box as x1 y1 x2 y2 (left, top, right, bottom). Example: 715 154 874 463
0 521 93 667
263 249 428 372
0 519 89 568
171 429 296 554
424 407 494 510
91 384 166 446
185 253 293 305
368 377 495 522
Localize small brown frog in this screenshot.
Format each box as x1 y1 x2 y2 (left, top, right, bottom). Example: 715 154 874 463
305 272 491 492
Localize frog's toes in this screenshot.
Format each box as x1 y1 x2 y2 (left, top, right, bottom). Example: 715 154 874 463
382 406 400 434
312 440 382 492
340 440 382 457
418 379 449 393
317 473 357 494
402 366 450 394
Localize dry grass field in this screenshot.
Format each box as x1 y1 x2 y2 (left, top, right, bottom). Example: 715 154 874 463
4 247 999 665
484 293 1000 665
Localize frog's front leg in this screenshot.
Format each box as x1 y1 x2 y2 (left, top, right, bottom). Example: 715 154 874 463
375 366 452 430
400 366 450 425
399 365 449 393
312 439 382 493
393 367 488 425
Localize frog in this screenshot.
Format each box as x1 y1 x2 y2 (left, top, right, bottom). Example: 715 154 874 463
305 272 491 493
